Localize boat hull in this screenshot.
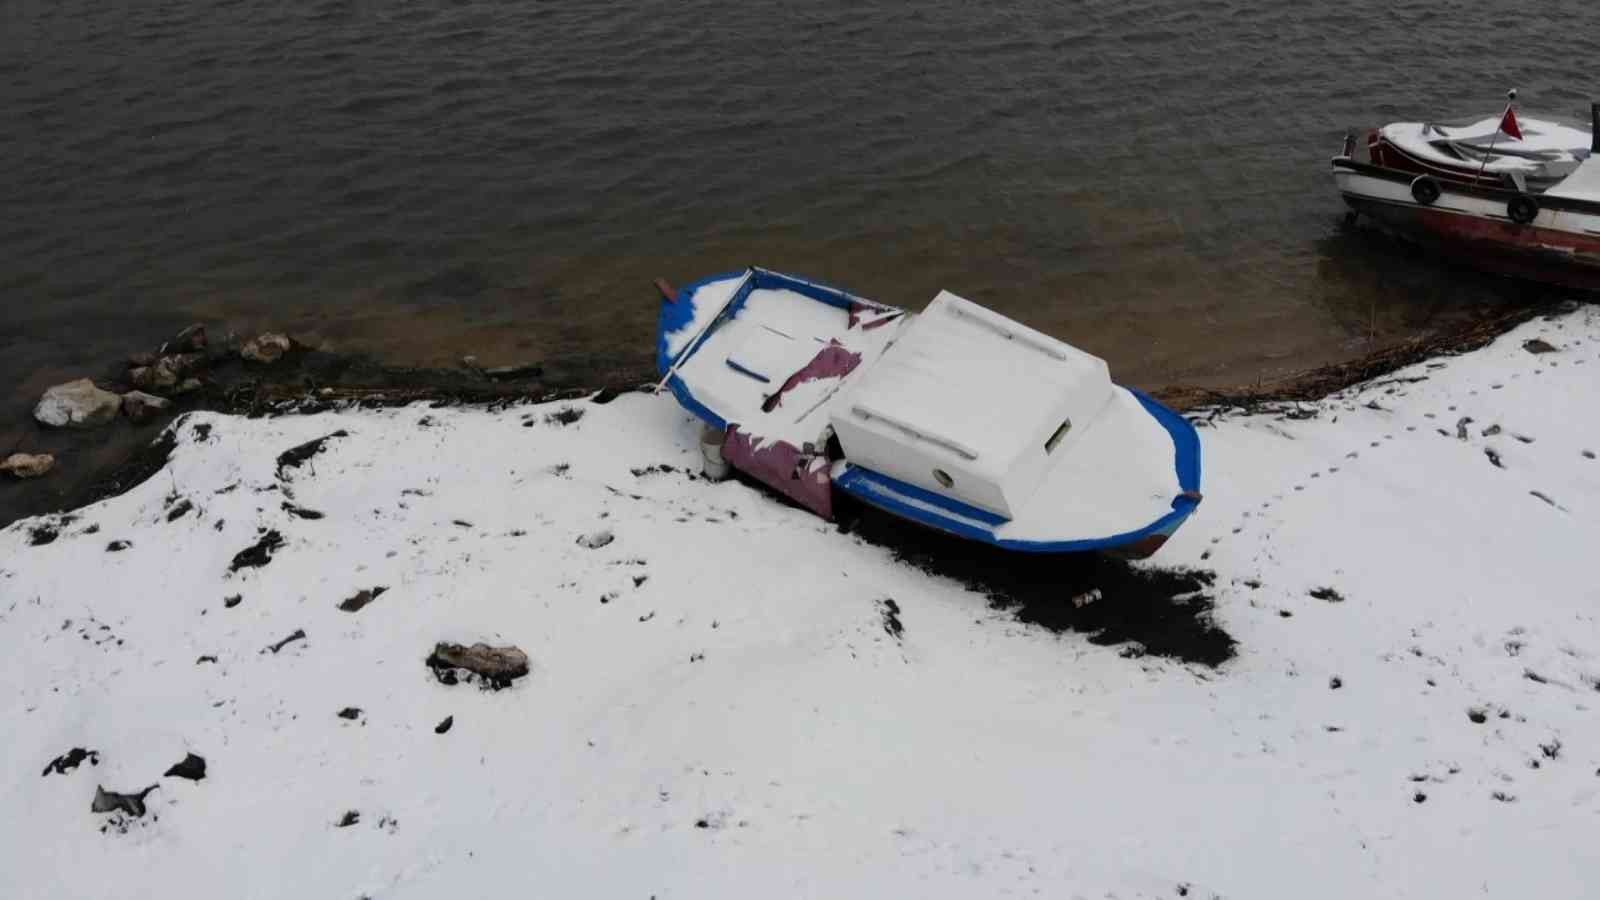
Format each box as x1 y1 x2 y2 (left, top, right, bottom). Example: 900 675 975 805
1332 158 1600 290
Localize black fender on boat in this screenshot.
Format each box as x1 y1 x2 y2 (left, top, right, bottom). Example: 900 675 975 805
1508 194 1540 225
1410 175 1442 206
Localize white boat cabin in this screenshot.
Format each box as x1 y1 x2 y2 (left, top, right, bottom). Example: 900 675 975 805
830 291 1114 519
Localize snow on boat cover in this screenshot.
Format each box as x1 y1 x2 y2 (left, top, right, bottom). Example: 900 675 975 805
655 268 1202 557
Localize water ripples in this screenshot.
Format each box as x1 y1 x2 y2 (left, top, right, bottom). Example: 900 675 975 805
2 0 1595 411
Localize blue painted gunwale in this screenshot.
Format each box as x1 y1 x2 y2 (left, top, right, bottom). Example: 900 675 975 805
654 268 1203 553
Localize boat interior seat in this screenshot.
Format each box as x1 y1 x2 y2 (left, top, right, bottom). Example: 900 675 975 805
724 320 825 386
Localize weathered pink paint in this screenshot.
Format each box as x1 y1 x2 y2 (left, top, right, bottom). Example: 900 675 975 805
760 342 862 413
722 426 834 518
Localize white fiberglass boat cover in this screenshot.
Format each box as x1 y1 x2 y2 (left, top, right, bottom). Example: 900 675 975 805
1381 115 1592 177
831 291 1113 518
830 291 1183 543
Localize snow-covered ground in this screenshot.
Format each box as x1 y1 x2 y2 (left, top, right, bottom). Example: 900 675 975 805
3 306 1598 899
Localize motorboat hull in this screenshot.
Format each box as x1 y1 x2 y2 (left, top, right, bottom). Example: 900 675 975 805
1332 157 1600 291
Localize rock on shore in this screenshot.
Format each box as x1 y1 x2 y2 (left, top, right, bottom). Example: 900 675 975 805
121 391 173 424
1 453 55 479
34 379 122 429
241 333 292 364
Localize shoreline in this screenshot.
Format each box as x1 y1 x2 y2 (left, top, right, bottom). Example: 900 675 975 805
3 296 1568 530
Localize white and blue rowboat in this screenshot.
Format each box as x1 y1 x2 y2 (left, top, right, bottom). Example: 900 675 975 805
653 268 1202 558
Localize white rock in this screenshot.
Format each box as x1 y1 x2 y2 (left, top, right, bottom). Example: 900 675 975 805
241 333 292 364
34 379 122 429
0 453 54 479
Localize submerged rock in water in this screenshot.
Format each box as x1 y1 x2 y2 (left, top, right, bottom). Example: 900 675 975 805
241 333 292 364
2 453 55 479
427 642 530 688
165 352 208 377
169 324 207 354
129 359 179 391
35 379 122 429
121 391 173 424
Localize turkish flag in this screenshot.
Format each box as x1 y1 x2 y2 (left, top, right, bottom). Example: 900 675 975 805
1499 105 1523 140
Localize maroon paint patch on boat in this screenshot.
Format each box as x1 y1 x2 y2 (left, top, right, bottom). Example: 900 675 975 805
722 427 834 519
760 342 862 413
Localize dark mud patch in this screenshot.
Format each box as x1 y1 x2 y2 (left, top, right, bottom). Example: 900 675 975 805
434 715 454 734
338 586 387 613
545 407 584 426
879 598 904 640
229 530 284 572
165 498 193 522
12 431 181 534
28 523 61 546
283 502 324 520
106 540 131 552
265 628 306 654
844 503 1233 666
1309 586 1346 603
163 753 206 781
42 748 99 777
92 785 157 818
276 430 349 478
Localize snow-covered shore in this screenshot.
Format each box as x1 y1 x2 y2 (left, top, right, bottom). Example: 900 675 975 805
3 305 1598 899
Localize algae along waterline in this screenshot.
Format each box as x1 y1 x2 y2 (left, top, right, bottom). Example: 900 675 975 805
2 302 1597 898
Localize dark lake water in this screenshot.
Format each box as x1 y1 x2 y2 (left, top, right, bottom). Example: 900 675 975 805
2 0 1596 514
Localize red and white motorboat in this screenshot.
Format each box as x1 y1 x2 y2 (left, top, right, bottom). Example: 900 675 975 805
1331 96 1600 289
